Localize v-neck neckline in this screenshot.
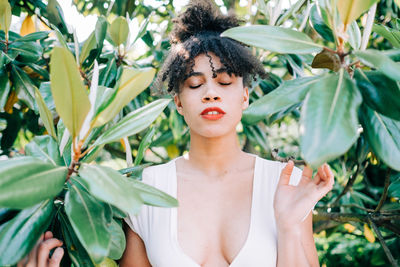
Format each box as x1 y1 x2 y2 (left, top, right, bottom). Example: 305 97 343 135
170 155 259 267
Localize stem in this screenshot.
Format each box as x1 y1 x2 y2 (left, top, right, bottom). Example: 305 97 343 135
370 219 399 267
375 168 391 213
271 148 306 165
332 163 360 206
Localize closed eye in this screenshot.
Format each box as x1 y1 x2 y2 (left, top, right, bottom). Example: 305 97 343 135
219 82 231 86
189 84 202 89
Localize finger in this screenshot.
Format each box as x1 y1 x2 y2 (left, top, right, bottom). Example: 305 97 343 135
324 164 335 187
278 160 294 186
317 164 327 184
25 234 44 266
37 238 63 267
299 164 313 186
44 231 53 240
48 247 64 267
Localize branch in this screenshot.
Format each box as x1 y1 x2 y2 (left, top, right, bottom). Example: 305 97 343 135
375 168 391 213
271 148 306 165
313 211 400 224
370 219 399 267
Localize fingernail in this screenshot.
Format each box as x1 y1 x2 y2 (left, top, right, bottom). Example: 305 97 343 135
54 247 64 259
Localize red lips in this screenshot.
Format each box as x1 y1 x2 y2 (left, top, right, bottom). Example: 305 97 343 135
200 107 226 120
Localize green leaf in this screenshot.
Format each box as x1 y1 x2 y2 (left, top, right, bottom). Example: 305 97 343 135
126 179 179 208
0 68 10 112
77 164 143 214
221 25 323 54
109 16 129 46
134 127 156 166
0 200 54 266
355 49 400 82
372 24 400 48
388 176 400 198
58 211 96 267
80 32 97 65
118 163 152 177
25 136 63 166
0 157 67 209
337 0 378 26
309 4 334 42
359 104 400 171
348 21 361 50
242 76 319 125
93 98 170 146
34 88 57 139
93 67 156 127
95 16 108 47
9 41 42 63
311 49 341 72
65 179 111 264
14 31 50 42
0 0 11 35
300 70 362 168
354 69 400 121
10 65 36 110
50 47 91 138
107 219 125 260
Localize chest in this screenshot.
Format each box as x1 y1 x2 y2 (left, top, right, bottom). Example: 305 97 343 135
176 170 255 266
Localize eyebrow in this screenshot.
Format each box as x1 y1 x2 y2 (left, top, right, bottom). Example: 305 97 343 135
185 67 229 79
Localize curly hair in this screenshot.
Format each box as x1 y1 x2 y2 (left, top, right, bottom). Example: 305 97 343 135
152 0 267 95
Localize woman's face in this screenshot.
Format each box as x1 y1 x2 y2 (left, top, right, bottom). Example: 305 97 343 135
174 52 249 138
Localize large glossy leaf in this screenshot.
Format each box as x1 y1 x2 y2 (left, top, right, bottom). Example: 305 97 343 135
0 200 54 266
93 67 156 127
337 0 378 26
359 104 400 171
354 69 400 120
80 32 97 65
14 31 50 42
65 179 111 264
354 49 400 82
50 47 91 138
0 0 11 35
0 157 67 209
372 24 400 48
25 136 63 166
300 70 362 168
348 21 361 50
77 164 143 214
221 25 323 54
10 65 35 110
127 178 179 207
34 88 57 139
58 211 96 267
0 68 10 112
93 98 170 146
242 76 320 125
109 16 129 46
9 41 42 63
107 219 125 260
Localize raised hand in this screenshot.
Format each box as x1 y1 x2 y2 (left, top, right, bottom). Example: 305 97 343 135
17 231 64 267
273 160 334 230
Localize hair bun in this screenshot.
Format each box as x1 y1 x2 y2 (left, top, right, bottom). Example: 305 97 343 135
170 0 241 44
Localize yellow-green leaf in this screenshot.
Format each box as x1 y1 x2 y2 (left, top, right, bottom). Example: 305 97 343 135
0 0 11 35
337 0 378 26
35 88 57 140
364 223 375 243
93 67 155 127
50 47 90 138
109 17 129 46
80 32 96 64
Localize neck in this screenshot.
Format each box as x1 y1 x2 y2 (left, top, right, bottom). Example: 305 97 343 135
185 129 244 176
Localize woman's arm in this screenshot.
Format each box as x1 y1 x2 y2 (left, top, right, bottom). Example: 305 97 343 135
274 161 333 267
119 221 152 267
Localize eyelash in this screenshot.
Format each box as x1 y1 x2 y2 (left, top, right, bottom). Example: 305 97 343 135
189 82 231 89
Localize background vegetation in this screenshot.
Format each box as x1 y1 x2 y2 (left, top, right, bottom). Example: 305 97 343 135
0 0 399 266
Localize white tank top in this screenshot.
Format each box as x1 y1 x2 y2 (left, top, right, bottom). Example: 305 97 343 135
124 155 308 267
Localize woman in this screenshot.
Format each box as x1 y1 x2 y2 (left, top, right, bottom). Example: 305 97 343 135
20 1 334 266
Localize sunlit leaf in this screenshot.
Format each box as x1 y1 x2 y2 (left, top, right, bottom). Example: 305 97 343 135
337 0 378 26
50 47 91 138
109 16 129 46
34 88 57 140
20 15 35 36
221 25 323 54
0 0 11 35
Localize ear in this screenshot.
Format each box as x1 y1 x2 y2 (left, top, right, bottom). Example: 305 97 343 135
174 94 184 115
242 87 249 110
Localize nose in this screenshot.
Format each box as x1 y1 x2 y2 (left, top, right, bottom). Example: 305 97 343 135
202 85 221 103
